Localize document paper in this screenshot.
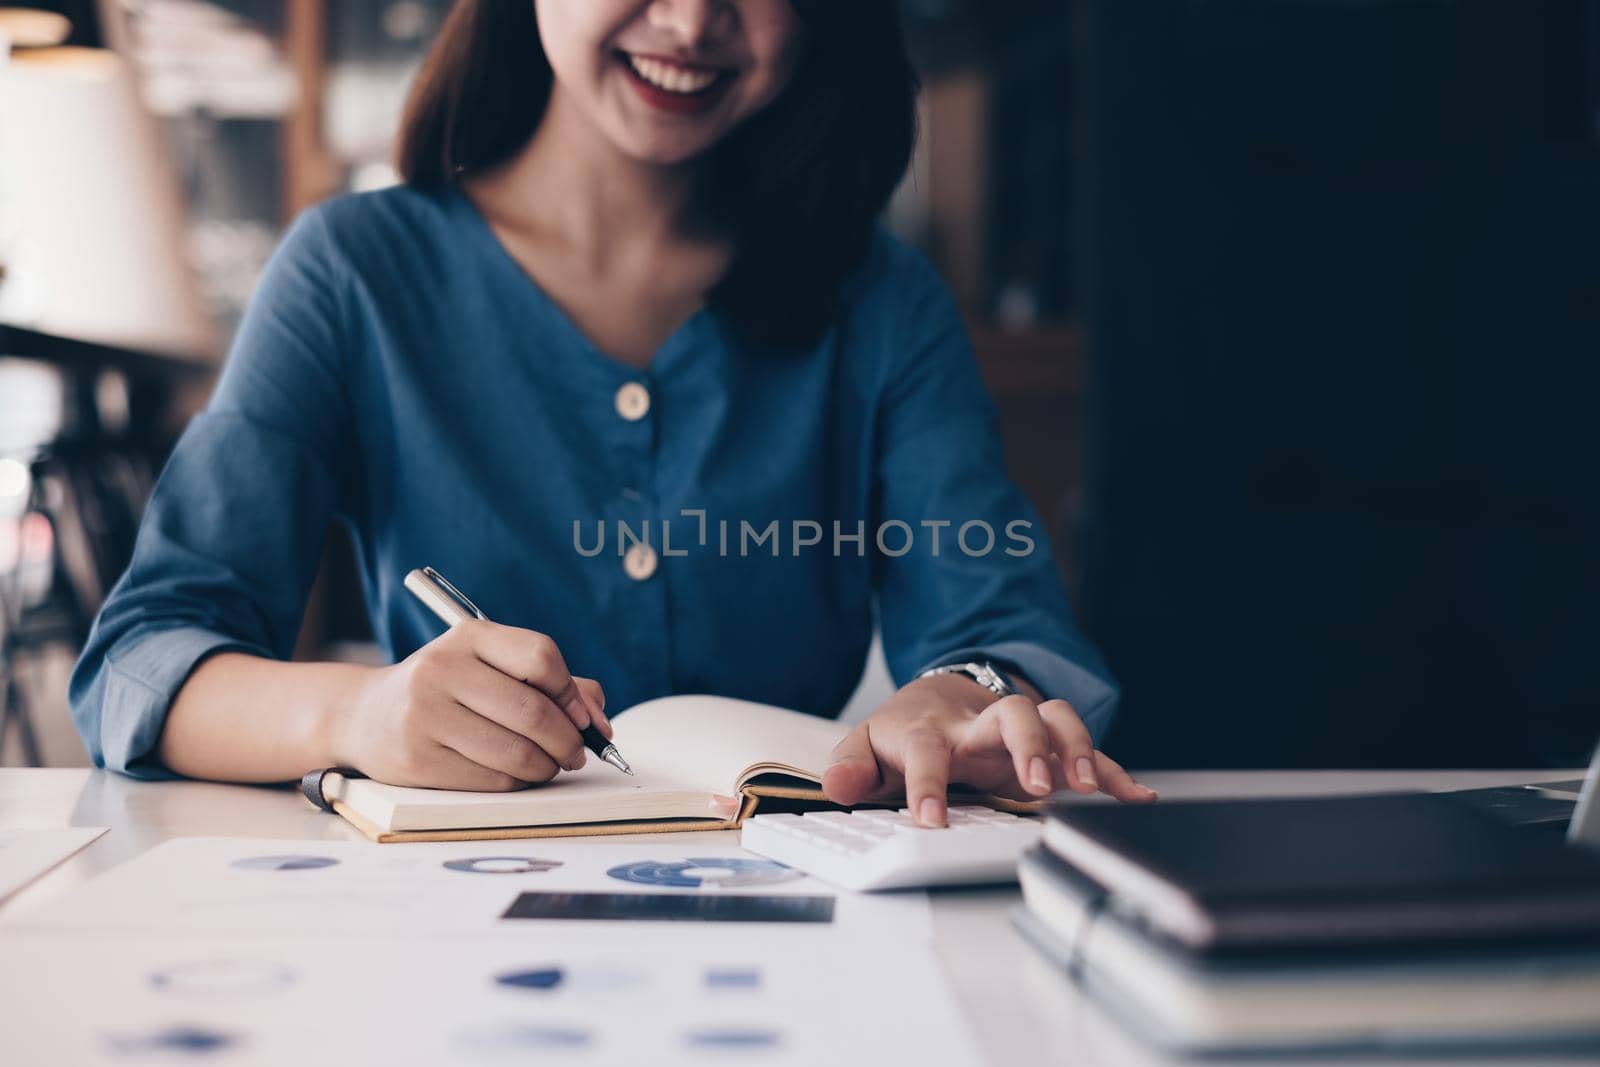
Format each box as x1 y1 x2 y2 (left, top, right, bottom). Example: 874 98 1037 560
0 826 107 901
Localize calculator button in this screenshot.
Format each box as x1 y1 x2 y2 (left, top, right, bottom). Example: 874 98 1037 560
806 812 860 829
803 830 858 852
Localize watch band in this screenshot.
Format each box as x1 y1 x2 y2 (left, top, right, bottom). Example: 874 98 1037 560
916 660 1019 699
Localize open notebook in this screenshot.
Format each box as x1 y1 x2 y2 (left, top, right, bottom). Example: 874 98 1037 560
324 695 1021 843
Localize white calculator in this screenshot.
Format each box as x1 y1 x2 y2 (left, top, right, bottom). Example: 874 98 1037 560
739 805 1042 891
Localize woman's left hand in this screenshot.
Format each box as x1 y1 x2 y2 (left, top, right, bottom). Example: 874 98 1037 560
821 673 1157 827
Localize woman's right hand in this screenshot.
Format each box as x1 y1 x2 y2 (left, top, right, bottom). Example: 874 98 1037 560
331 619 610 791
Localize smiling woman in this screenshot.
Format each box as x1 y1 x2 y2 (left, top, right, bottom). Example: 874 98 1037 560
396 0 916 349
71 0 1149 826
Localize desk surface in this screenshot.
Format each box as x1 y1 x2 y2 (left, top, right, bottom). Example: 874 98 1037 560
0 768 1585 1066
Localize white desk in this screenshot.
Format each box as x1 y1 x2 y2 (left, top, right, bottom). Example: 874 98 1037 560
0 768 1587 1066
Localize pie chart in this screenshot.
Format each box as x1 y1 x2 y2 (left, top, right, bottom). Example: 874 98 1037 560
443 856 562 874
230 854 339 872
605 857 801 888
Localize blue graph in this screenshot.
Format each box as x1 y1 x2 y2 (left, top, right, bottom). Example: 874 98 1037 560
605 857 801 889
108 1025 238 1055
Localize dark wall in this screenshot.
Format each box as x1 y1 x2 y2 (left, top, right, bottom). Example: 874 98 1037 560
1080 0 1600 768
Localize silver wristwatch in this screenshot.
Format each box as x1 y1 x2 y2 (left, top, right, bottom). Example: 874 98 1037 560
916 660 1019 698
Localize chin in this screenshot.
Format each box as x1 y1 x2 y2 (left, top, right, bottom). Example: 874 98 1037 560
612 128 724 167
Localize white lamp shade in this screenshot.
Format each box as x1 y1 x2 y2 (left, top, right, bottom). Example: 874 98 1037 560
0 46 216 361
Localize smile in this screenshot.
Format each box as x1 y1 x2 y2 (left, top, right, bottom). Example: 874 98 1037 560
617 51 735 115
627 53 722 93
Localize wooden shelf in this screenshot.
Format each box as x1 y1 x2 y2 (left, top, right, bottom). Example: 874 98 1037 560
282 0 340 218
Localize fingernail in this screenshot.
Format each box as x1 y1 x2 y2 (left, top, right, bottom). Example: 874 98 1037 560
918 797 945 827
1075 757 1097 789
1028 756 1052 794
571 751 587 770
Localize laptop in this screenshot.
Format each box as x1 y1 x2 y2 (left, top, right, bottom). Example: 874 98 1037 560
1448 745 1600 848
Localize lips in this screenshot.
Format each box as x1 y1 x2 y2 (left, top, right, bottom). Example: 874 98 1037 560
617 50 735 116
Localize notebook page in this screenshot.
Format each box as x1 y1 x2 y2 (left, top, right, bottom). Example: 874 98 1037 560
610 694 849 791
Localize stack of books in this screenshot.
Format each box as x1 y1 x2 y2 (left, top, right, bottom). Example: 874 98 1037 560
1013 793 1600 1054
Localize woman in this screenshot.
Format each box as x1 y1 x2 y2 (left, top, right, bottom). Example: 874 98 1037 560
70 0 1155 826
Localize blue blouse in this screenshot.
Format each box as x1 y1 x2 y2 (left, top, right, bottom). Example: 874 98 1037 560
69 186 1118 778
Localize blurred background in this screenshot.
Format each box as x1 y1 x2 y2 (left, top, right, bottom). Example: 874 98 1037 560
0 0 1596 772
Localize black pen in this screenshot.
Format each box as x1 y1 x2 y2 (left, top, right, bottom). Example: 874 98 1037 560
403 566 632 775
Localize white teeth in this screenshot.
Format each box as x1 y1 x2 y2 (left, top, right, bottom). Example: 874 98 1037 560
627 54 720 94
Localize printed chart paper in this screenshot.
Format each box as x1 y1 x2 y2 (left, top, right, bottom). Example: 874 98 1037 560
0 927 988 1066
14 836 931 941
0 826 107 901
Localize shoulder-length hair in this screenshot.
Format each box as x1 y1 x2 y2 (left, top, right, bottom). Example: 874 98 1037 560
396 0 918 351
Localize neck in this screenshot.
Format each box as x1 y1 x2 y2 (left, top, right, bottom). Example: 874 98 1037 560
486 87 706 272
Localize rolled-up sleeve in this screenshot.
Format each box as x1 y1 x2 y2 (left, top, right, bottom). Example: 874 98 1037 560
68 207 353 777
870 249 1120 742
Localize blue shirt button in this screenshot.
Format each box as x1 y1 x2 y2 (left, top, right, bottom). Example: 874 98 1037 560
624 541 658 580
614 382 651 421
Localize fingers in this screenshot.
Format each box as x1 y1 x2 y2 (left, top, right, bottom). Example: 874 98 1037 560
409 744 525 792
821 722 882 806
1095 751 1158 803
861 683 1152 809
966 695 1056 797
903 728 953 827
447 660 586 770
459 620 595 731
433 699 562 784
1038 699 1099 794
574 677 611 739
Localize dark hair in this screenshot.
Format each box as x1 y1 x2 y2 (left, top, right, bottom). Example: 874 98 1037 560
397 1 918 350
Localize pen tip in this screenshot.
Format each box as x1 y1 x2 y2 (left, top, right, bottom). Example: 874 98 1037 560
602 748 633 776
